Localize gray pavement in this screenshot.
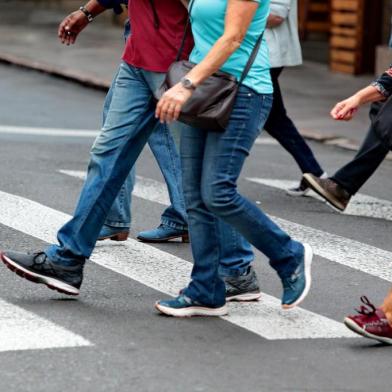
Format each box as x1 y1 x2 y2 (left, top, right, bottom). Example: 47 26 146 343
0 64 392 392
0 0 376 147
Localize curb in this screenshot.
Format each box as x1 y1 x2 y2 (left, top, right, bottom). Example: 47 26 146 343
1 51 391 161
0 52 110 91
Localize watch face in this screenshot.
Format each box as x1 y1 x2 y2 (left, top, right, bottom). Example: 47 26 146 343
182 78 193 89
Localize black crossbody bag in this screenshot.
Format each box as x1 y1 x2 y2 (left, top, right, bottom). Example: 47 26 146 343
155 0 264 132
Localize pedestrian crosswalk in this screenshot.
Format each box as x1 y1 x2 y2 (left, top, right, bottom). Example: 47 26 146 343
2 167 392 351
0 299 91 352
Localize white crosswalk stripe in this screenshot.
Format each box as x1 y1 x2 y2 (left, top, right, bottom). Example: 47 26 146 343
0 125 99 138
61 170 392 282
246 177 392 222
0 298 91 352
0 189 355 340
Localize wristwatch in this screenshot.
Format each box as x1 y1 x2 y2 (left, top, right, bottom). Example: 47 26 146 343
180 77 197 91
79 6 94 22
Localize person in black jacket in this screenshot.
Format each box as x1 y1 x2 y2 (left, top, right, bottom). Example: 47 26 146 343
303 65 392 211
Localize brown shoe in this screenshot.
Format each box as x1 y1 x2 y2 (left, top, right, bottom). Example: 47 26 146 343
302 173 351 211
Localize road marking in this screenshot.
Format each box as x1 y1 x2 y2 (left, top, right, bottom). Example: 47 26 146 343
246 178 392 222
0 125 99 138
255 137 279 146
0 189 355 340
61 170 392 282
59 170 170 206
0 298 91 352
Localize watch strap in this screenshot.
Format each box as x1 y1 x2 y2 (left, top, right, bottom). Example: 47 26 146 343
79 6 94 22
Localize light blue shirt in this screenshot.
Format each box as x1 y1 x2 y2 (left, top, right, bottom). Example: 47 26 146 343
189 0 273 95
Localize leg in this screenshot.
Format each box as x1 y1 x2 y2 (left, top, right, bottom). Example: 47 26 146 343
184 88 305 307
381 289 392 327
45 62 158 265
332 123 390 195
265 68 324 176
101 69 135 232
146 121 188 231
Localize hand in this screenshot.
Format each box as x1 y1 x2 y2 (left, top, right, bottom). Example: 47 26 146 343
58 10 89 45
156 83 193 124
330 95 361 121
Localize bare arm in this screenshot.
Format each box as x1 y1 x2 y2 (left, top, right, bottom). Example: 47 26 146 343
267 14 284 28
156 0 259 123
58 0 107 45
331 85 385 121
179 0 189 8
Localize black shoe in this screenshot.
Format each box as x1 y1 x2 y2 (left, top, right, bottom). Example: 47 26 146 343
0 251 83 296
224 266 262 302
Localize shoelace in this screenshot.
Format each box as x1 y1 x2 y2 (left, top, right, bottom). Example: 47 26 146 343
32 251 48 265
355 296 377 316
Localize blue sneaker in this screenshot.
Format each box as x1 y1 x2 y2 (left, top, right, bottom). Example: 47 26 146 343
155 294 228 317
98 225 129 242
280 243 313 309
137 224 189 243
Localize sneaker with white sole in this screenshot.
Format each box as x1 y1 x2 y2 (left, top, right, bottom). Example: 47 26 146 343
155 294 228 317
287 172 328 197
278 243 313 309
0 250 82 296
224 266 261 302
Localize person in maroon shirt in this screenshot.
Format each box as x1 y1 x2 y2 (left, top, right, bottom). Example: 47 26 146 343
0 0 260 302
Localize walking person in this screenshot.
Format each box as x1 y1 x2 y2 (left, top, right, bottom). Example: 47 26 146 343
0 0 261 301
303 64 392 211
264 0 326 196
59 0 262 301
155 0 313 317
58 0 189 243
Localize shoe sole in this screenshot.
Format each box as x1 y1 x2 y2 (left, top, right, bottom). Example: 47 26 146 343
286 188 310 197
98 232 129 242
155 302 228 317
0 253 79 296
226 292 262 302
137 233 189 243
344 318 392 345
282 243 313 310
302 174 346 211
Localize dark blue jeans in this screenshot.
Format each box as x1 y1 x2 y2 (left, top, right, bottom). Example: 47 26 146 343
182 86 304 307
265 67 324 177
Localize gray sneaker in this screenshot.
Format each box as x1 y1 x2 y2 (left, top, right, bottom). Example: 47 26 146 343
224 266 261 302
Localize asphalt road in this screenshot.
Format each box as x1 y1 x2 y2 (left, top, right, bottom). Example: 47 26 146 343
1 64 392 392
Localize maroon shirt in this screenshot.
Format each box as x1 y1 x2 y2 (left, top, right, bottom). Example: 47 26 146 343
122 0 194 73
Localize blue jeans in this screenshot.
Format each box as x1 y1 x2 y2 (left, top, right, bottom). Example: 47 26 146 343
182 86 304 307
101 68 187 230
45 62 254 272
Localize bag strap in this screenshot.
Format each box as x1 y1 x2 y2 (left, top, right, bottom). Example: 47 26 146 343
238 31 264 85
177 0 264 83
176 0 196 62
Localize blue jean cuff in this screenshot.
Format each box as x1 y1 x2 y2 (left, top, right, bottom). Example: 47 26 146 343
104 220 131 229
218 264 250 278
44 245 84 267
160 219 188 232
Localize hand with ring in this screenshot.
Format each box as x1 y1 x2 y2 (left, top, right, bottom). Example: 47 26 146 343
58 10 89 45
156 82 194 124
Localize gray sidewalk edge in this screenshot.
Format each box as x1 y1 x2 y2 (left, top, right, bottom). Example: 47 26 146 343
1 51 391 161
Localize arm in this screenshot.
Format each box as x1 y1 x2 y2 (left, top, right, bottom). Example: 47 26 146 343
331 68 392 121
179 0 189 8
267 0 291 28
58 0 124 45
156 0 259 123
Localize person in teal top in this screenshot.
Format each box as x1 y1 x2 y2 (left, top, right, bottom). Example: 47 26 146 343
189 0 273 95
155 0 313 318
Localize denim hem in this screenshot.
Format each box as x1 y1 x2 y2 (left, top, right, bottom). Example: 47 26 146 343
182 287 226 308
218 265 250 278
44 246 85 267
160 219 188 231
104 220 131 229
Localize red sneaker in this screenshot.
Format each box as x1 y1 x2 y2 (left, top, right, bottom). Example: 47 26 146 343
344 296 392 345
